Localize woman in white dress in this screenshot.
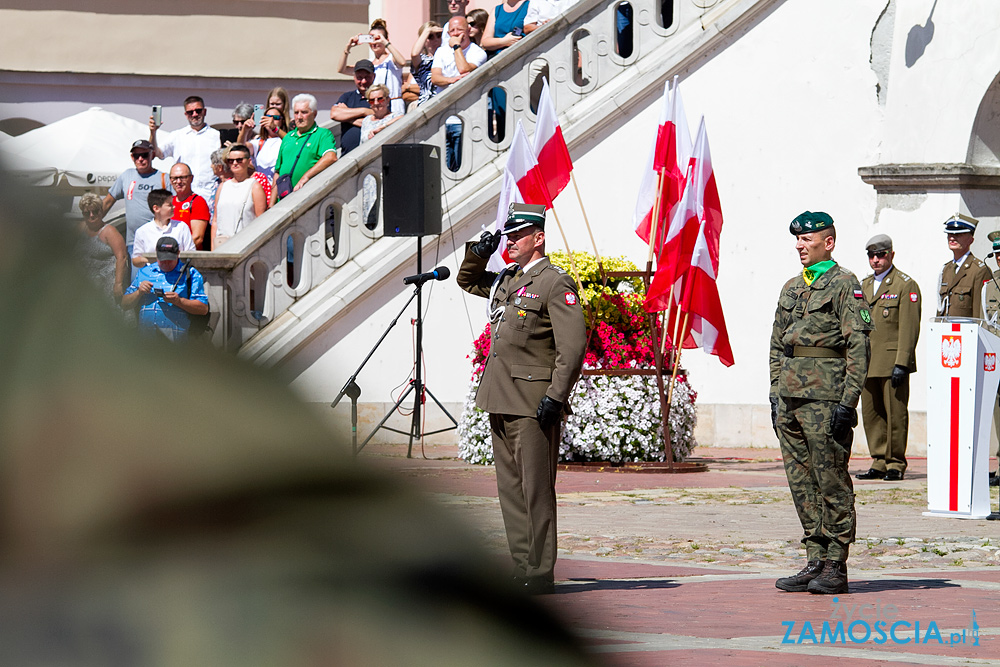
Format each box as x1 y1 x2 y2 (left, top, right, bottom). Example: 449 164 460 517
339 18 408 115
212 144 266 250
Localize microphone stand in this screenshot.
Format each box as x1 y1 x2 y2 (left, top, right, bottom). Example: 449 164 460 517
333 235 458 457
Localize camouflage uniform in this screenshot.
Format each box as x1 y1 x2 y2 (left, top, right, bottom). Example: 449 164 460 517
769 264 873 561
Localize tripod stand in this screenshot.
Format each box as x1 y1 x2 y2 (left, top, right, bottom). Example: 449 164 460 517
331 236 457 456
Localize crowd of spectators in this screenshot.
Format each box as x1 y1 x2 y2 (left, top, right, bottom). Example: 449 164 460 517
84 2 574 340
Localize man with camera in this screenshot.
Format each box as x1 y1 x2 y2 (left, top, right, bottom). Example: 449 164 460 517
770 212 872 595
121 236 208 342
856 234 921 482
457 203 586 595
149 96 221 212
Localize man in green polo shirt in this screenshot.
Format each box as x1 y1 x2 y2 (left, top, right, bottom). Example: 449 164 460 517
271 93 338 206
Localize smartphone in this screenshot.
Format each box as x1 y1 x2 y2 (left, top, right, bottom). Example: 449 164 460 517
253 104 264 126
154 288 165 298
358 34 374 44
151 105 162 127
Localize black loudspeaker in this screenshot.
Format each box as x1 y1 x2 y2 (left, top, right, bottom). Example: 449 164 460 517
382 144 442 237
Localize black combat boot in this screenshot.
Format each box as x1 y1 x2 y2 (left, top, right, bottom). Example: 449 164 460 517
775 560 824 592
807 560 849 594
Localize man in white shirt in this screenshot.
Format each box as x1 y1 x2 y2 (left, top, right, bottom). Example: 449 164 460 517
149 96 222 212
132 189 196 267
430 16 487 97
524 0 578 32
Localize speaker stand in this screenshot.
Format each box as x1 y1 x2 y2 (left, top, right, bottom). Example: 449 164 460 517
354 236 458 457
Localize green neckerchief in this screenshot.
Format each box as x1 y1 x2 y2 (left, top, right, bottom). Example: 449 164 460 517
802 260 835 286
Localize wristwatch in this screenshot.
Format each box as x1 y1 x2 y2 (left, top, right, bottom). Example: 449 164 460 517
452 44 461 51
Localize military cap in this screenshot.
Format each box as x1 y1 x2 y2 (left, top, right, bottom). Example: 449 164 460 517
503 203 547 234
988 230 1000 251
943 213 978 234
789 211 834 235
865 234 892 253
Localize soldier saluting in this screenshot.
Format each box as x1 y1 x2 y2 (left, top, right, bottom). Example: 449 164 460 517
770 211 873 595
457 203 586 595
937 213 991 318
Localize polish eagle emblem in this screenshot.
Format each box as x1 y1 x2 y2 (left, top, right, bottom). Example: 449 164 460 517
942 336 962 368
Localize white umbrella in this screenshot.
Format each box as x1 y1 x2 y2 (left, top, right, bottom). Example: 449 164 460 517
0 130 11 143
0 107 170 192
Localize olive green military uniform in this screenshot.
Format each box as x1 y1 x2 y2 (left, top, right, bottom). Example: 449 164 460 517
982 269 1000 462
457 248 586 583
860 266 921 475
937 254 991 318
770 265 873 562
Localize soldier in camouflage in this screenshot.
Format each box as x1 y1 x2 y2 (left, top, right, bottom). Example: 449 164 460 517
769 211 873 595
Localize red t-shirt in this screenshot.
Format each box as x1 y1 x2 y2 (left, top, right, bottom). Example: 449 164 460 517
171 192 211 250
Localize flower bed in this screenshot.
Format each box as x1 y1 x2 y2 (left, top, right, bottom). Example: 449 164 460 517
457 252 699 465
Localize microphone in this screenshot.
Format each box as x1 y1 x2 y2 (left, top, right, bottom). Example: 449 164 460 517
403 266 451 285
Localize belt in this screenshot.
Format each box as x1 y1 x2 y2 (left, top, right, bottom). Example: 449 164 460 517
784 344 846 359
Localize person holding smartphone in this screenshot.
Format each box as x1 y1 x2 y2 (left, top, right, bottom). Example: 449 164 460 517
338 18 408 115
121 236 208 342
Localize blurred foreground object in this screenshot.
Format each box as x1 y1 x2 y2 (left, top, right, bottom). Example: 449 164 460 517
0 173 598 666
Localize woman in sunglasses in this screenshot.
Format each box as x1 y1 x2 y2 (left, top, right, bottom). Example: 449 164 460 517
409 21 443 109
212 144 266 250
360 85 402 143
249 106 287 183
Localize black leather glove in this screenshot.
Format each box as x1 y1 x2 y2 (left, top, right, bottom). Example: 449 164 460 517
831 404 857 448
471 231 501 258
770 396 778 432
890 364 908 388
536 396 564 430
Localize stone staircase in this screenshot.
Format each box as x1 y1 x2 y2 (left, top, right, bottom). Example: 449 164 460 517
186 0 780 365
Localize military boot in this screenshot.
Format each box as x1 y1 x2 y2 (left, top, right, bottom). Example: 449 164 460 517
807 560 849 594
775 560 824 592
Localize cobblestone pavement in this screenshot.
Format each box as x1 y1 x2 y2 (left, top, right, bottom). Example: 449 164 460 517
363 443 1000 666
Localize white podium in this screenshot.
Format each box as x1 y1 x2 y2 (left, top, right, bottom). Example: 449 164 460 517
924 318 1000 519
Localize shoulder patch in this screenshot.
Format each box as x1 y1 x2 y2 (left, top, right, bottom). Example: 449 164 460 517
909 292 918 302
860 309 871 324
564 291 577 306
553 266 567 274
897 271 911 281
853 288 863 298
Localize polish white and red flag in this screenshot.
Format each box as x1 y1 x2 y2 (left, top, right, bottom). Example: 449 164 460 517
645 116 720 312
645 117 730 364
484 121 548 271
532 78 574 204
632 77 693 252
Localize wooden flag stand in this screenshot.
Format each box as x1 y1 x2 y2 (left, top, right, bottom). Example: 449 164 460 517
554 172 706 474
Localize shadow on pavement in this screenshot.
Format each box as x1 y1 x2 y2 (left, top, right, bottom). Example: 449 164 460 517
558 578 682 593
849 578 960 594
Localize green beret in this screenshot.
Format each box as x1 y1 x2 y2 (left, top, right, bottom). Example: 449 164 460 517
789 211 834 235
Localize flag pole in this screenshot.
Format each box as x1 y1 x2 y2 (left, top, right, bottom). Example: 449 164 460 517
548 206 584 294
570 172 603 270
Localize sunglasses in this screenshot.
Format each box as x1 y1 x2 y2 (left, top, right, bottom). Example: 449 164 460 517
185 108 206 116
368 96 387 102
867 250 889 259
169 174 192 181
266 114 283 120
131 152 151 159
226 156 248 164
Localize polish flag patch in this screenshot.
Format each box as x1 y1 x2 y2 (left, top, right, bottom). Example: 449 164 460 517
909 293 918 302
853 289 863 298
564 292 577 306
